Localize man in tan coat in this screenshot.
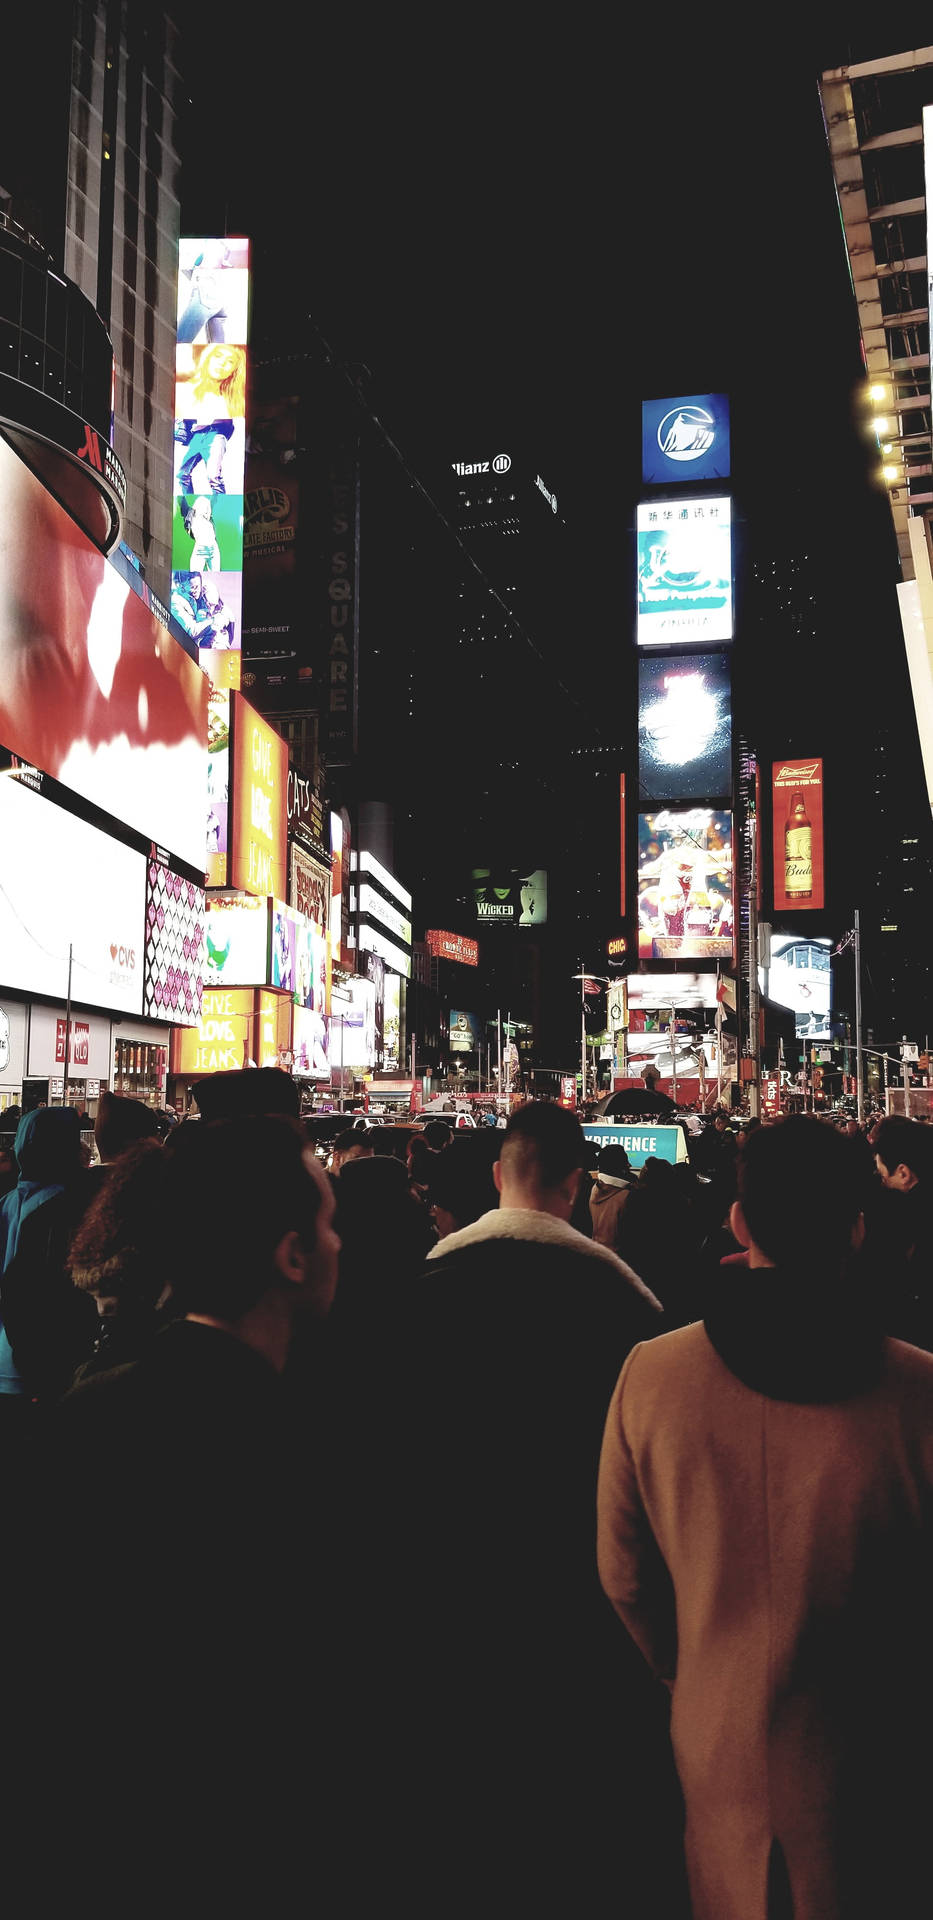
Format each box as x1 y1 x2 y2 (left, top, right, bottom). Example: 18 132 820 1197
597 1114 933 1920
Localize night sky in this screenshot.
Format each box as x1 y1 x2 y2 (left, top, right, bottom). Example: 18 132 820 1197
181 17 931 939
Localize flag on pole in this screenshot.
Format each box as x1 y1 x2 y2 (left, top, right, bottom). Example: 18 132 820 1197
583 977 601 996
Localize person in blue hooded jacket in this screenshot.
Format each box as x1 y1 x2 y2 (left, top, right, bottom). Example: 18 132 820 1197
0 1107 83 1413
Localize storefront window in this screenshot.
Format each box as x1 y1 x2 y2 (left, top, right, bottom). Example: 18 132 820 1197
113 1039 167 1106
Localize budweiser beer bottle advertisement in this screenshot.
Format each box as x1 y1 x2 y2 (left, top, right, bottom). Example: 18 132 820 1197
771 758 824 912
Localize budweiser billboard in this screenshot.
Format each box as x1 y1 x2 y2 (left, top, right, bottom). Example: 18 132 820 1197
426 929 479 967
771 758 825 914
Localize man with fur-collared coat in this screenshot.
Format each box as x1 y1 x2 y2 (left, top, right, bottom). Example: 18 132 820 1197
598 1115 933 1920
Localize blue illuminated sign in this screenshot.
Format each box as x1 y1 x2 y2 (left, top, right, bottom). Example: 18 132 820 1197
642 393 730 485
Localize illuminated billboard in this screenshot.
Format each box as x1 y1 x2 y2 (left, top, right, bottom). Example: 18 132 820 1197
143 859 204 1027
472 867 547 927
762 935 832 1041
171 987 252 1077
426 930 479 967
0 434 208 871
292 1002 330 1078
229 696 288 899
0 769 145 1015
771 758 825 913
626 973 722 1012
332 976 377 1071
638 652 732 802
642 393 731 486
636 497 733 646
204 893 269 986
290 844 330 934
450 1010 482 1053
174 237 250 689
637 809 734 960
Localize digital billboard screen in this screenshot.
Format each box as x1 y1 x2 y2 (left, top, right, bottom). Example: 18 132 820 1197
204 893 269 987
0 434 209 871
771 758 825 913
636 497 733 646
0 768 145 1015
449 1010 482 1053
229 695 288 900
143 858 205 1026
762 935 832 1041
638 651 732 802
472 867 547 927
637 809 734 960
174 238 250 691
626 972 722 1012
642 393 731 485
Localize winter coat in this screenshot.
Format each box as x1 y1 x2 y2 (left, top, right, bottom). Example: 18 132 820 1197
588 1176 633 1248
597 1261 933 1920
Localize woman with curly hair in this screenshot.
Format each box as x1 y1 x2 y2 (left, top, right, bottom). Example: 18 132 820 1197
67 1137 177 1382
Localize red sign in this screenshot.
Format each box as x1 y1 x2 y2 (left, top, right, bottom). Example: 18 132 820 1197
560 1075 577 1108
55 1019 90 1066
771 758 825 913
426 929 479 967
761 1076 780 1116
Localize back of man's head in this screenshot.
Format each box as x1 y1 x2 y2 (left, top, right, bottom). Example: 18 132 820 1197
95 1090 161 1163
164 1115 323 1320
498 1102 584 1204
736 1115 865 1267
331 1130 373 1170
873 1116 929 1184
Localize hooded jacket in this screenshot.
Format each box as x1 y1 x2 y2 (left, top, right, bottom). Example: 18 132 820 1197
0 1109 83 1393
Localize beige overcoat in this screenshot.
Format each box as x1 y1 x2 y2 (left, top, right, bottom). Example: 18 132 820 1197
597 1323 933 1920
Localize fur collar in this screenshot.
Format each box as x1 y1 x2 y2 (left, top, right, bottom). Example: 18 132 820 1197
427 1207 663 1311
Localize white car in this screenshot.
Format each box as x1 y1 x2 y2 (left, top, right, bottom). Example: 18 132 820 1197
418 1108 477 1129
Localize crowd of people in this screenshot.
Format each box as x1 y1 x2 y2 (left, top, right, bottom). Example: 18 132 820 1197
0 1074 931 1915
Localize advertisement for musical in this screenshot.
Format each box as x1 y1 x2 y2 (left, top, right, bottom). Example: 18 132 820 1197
636 498 733 647
637 810 734 960
771 758 825 913
426 930 479 967
472 867 548 927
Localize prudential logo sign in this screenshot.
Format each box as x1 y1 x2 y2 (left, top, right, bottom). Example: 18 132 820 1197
642 393 730 485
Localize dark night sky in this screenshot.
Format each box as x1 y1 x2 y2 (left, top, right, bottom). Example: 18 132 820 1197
181 16 931 923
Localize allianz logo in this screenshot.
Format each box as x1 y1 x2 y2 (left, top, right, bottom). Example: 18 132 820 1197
658 405 715 461
451 454 512 476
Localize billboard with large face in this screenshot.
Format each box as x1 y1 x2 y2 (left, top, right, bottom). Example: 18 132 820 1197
642 393 731 485
637 809 734 959
636 497 733 646
762 935 832 1041
0 766 145 1014
771 757 825 913
638 651 732 802
472 867 548 927
0 434 208 872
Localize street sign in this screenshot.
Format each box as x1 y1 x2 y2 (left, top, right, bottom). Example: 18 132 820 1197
901 1042 919 1061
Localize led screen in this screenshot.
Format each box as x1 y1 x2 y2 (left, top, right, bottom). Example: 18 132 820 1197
143 858 205 1026
472 867 547 926
0 771 145 1015
229 695 288 900
642 393 731 485
450 1010 482 1053
762 935 832 1041
637 809 734 960
332 976 377 1070
626 972 722 1011
383 973 401 1070
638 652 732 802
0 435 208 870
174 237 250 690
171 987 252 1077
204 893 269 986
636 497 733 646
292 1002 330 1079
771 758 825 913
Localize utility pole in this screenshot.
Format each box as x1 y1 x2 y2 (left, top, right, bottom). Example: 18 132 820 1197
62 943 73 1108
854 909 864 1124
